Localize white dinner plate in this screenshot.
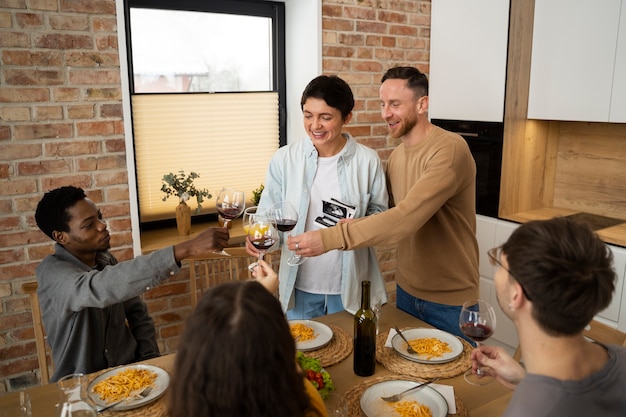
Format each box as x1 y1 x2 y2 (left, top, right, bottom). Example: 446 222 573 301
391 328 463 364
88 364 170 411
289 320 333 352
360 380 448 417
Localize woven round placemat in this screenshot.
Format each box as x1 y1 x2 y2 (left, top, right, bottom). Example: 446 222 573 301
337 375 469 417
304 324 353 368
376 330 472 379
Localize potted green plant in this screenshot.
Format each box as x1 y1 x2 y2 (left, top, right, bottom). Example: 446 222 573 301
252 183 264 206
161 171 211 236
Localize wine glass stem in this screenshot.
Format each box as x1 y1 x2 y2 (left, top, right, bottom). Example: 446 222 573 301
475 341 484 375
223 218 231 228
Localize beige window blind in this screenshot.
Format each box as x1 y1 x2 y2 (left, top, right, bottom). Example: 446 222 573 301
132 92 279 222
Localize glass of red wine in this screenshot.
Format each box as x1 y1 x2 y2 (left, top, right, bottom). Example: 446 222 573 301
214 188 245 255
246 216 279 270
459 299 497 385
269 201 304 266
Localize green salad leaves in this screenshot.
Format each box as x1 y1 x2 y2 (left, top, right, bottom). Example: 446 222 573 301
296 351 336 399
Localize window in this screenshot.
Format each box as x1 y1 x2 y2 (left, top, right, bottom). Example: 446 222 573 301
125 0 286 224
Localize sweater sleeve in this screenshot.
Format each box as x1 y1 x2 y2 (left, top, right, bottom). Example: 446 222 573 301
321 137 472 251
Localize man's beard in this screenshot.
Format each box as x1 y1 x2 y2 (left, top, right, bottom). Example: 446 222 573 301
389 114 418 139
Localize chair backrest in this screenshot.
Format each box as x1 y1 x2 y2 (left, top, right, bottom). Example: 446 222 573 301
184 247 280 308
21 281 52 384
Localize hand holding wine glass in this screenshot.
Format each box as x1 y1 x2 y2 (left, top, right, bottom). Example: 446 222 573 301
268 201 304 266
459 299 497 385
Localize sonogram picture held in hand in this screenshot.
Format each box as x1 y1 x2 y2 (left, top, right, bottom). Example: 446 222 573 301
314 198 356 228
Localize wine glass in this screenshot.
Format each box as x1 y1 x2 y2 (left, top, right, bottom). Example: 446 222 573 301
216 188 245 227
215 188 245 255
247 216 279 270
57 373 97 416
459 299 497 385
242 206 265 234
268 201 304 266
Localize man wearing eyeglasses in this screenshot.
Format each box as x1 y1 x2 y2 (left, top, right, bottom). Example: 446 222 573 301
473 217 626 416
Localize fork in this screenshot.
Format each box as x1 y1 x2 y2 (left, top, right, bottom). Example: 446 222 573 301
380 378 440 402
393 326 417 355
97 386 153 413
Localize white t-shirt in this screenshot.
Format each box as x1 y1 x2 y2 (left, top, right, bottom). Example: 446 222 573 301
295 152 342 295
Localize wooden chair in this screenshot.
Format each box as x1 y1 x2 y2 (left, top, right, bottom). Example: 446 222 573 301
184 247 280 308
21 281 52 384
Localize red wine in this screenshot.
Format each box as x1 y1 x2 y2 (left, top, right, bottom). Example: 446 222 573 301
217 206 242 219
354 280 376 376
461 323 493 342
250 238 276 251
276 219 297 232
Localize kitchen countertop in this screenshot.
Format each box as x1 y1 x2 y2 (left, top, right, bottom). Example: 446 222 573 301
504 207 626 248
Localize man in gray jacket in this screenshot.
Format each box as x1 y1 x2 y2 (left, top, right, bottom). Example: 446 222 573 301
34 186 232 381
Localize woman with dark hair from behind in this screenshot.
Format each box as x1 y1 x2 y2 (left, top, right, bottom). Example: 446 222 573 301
168 260 328 417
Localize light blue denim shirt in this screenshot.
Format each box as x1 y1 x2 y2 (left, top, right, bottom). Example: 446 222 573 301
259 133 388 314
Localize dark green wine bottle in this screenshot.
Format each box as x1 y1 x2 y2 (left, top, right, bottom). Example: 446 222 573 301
354 280 376 376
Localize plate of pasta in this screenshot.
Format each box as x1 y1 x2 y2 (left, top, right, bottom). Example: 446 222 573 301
391 328 463 364
88 364 169 411
360 380 448 417
289 320 333 352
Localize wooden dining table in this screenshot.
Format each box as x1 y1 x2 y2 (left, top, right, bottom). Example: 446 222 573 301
1 305 512 416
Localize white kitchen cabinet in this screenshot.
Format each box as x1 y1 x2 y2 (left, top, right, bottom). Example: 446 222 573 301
609 245 626 331
610 3 626 122
429 0 510 122
476 216 520 348
527 0 626 122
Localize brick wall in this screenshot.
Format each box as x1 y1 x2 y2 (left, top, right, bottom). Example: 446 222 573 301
0 0 431 391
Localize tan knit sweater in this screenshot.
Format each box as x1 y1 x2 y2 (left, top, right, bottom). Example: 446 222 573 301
320 126 479 306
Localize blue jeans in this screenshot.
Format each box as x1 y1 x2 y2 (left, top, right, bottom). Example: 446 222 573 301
396 285 476 345
286 289 344 319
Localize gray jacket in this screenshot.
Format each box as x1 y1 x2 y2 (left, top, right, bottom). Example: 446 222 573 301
36 244 180 381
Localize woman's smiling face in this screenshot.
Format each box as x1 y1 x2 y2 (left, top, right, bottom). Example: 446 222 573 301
302 97 351 156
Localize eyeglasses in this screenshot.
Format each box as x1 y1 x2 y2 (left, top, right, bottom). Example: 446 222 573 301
487 247 533 301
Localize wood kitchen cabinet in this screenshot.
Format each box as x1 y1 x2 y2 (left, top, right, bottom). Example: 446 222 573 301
499 0 626 245
527 0 626 122
429 0 510 122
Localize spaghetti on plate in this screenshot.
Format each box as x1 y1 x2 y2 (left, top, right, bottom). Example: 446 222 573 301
407 337 452 360
92 368 157 403
290 323 317 341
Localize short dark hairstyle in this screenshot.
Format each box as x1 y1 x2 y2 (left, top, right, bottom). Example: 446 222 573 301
502 217 616 336
300 75 354 119
169 281 311 417
35 186 87 240
381 66 429 99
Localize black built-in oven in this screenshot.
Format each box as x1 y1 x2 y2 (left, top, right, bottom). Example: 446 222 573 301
431 119 503 218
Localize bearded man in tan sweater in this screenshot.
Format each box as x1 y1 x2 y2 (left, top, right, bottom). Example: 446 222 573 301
289 66 479 341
